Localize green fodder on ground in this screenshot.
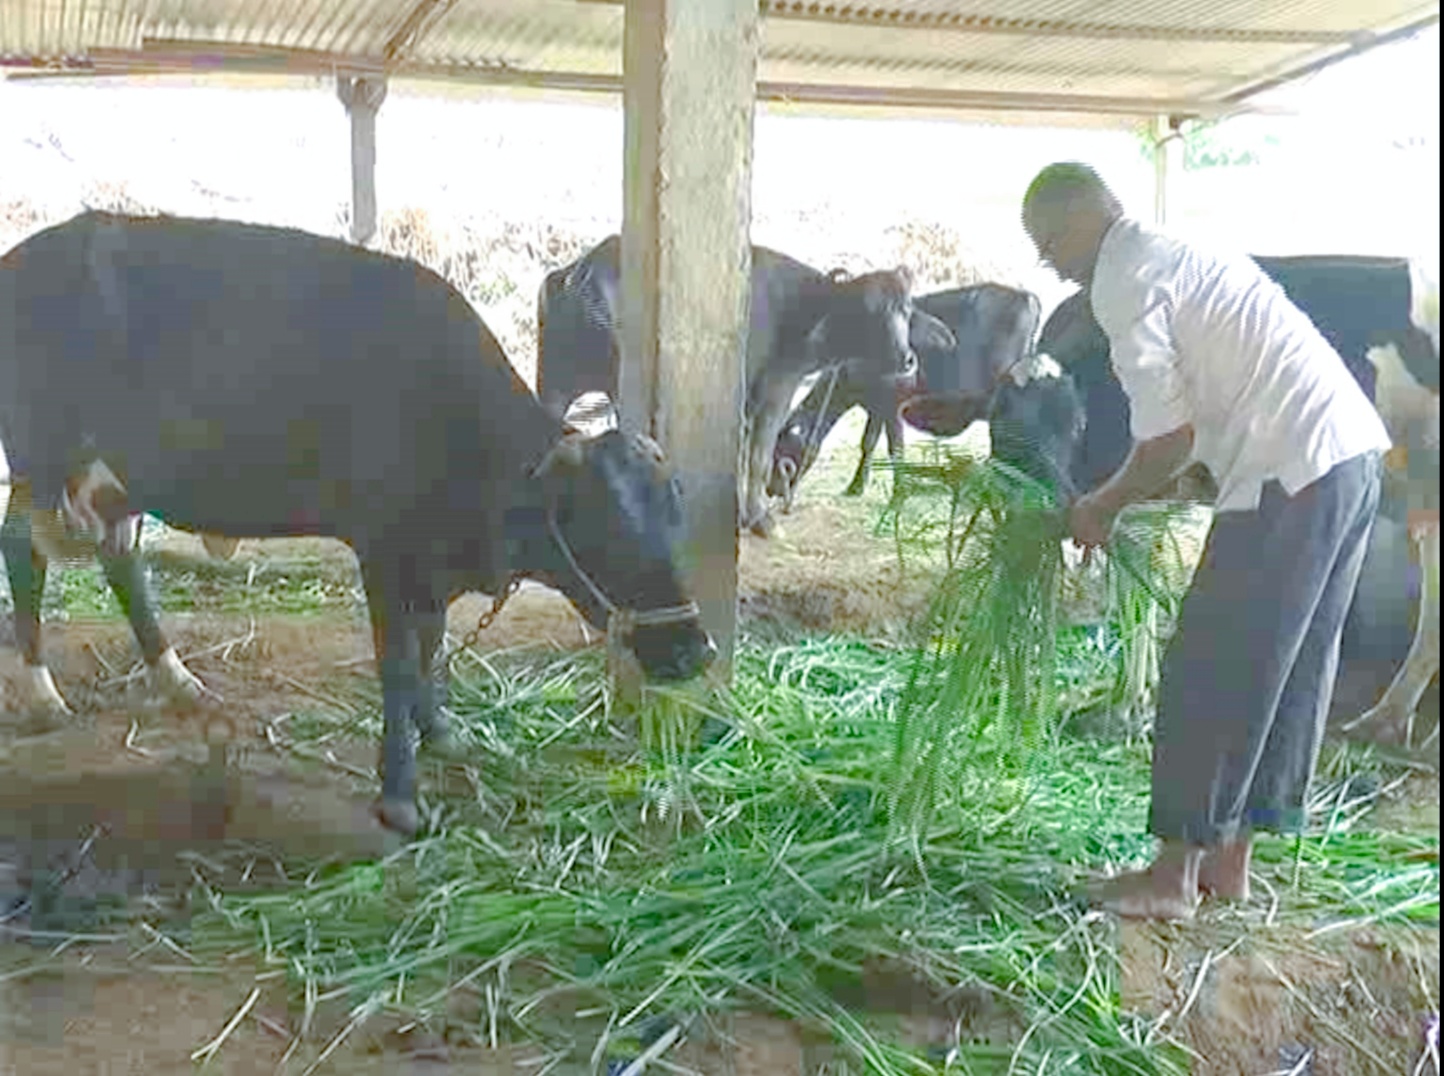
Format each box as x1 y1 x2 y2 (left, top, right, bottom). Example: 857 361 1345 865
0 194 1434 1073
178 636 1437 1074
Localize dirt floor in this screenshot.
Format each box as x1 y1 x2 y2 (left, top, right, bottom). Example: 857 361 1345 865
0 419 1436 1074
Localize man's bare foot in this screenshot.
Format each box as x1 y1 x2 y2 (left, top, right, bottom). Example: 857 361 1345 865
1090 842 1201 922
1197 835 1252 902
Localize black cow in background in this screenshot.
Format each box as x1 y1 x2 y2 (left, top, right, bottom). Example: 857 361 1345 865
768 283 1042 504
1038 256 1440 492
998 255 1440 739
537 234 956 536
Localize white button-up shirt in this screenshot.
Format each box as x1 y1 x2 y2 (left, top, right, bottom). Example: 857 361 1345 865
1090 218 1392 512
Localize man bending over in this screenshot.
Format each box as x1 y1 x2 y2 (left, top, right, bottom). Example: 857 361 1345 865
1021 161 1391 920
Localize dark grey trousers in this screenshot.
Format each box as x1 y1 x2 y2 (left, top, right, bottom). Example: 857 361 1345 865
1149 451 1383 844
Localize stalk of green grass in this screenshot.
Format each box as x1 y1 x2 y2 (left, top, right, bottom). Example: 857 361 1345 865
883 448 1204 841
884 454 1072 843
174 630 1430 1073
188 638 1214 1073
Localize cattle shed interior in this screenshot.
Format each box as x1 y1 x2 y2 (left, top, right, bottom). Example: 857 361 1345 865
1 0 1439 122
2 0 1439 662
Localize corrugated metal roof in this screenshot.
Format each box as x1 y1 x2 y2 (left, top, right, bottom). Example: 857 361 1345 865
0 0 1437 125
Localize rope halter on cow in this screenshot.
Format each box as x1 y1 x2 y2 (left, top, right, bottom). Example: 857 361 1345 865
457 430 702 659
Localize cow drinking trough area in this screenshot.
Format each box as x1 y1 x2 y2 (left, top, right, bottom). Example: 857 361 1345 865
0 411 1437 1075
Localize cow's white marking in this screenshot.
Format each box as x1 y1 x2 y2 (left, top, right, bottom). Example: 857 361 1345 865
1352 294 1441 745
150 646 208 706
1408 257 1439 354
62 458 125 543
27 665 74 716
1370 344 1440 453
1061 539 1091 570
562 392 618 438
1007 351 1064 387
1347 525 1440 745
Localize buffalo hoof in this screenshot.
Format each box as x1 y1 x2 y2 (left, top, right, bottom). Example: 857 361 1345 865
372 798 419 837
22 666 75 730
149 648 212 709
418 726 464 763
1349 701 1416 748
413 704 451 749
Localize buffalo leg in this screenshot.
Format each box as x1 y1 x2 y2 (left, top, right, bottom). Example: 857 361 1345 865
883 411 907 507
1 489 72 719
1347 520 1440 745
845 412 884 497
743 379 799 536
414 607 450 748
99 546 208 708
884 412 905 465
360 558 423 835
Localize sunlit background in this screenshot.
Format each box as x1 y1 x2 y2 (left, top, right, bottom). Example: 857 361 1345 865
1 23 1437 362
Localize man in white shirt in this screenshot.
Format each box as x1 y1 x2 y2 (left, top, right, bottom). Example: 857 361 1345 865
1021 162 1391 920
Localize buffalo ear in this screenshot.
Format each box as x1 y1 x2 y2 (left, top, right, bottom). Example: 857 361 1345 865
909 310 956 354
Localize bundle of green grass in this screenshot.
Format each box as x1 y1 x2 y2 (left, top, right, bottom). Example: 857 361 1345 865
882 445 1199 841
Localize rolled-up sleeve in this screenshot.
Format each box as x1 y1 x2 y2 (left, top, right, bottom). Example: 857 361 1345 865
1107 282 1192 442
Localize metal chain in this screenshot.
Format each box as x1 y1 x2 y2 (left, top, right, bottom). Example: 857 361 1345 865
453 573 523 664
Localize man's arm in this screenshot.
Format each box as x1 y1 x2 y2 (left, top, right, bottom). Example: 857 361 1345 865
1069 424 1194 549
1089 424 1196 517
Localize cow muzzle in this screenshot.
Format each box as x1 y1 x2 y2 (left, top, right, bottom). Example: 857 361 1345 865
771 456 801 508
539 498 712 681
628 615 717 682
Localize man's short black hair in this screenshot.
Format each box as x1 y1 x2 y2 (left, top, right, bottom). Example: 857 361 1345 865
1023 162 1122 216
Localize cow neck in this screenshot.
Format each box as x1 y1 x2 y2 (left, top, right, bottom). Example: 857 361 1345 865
498 416 571 584
779 272 844 357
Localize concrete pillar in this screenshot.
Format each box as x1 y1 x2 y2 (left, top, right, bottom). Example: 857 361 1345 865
1151 114 1185 227
336 75 388 247
618 0 759 674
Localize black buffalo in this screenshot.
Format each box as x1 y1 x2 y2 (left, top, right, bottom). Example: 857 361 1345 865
0 211 715 835
537 234 956 536
1036 255 1441 494
768 283 1042 503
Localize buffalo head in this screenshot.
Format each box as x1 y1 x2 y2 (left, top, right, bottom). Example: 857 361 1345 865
985 356 1086 507
810 267 955 381
528 428 716 682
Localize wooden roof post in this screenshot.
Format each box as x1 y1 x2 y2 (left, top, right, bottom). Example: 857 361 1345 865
617 0 758 686
337 75 388 247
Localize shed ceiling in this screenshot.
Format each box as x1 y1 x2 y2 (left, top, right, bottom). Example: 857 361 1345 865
0 1 1437 127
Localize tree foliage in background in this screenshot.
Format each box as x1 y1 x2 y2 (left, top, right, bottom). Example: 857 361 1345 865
1135 117 1285 170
